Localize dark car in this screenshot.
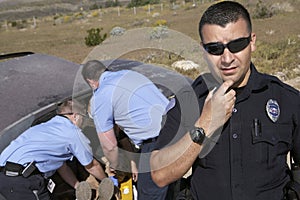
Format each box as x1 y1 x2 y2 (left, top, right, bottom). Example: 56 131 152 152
0 52 192 199
0 52 89 151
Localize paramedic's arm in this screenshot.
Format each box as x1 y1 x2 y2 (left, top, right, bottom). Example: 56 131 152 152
98 128 119 170
84 158 107 181
57 162 80 189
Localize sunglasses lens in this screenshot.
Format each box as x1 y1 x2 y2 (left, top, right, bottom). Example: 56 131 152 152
204 43 224 55
203 35 251 55
227 37 250 53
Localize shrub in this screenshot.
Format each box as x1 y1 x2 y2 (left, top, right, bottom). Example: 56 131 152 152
253 0 274 19
253 35 299 80
90 3 100 10
153 19 167 27
16 21 26 29
174 67 200 80
85 28 107 47
105 0 120 8
53 15 60 20
127 0 160 8
110 27 126 36
91 10 99 17
74 12 84 19
150 26 168 39
11 21 17 27
63 15 72 23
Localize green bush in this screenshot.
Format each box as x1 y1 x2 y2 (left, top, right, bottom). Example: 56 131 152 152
11 21 17 27
104 0 120 8
85 28 107 47
127 0 160 8
253 0 274 19
10 20 27 29
74 12 84 19
90 3 100 10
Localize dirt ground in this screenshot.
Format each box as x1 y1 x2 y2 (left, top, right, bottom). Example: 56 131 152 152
0 1 299 63
0 0 300 88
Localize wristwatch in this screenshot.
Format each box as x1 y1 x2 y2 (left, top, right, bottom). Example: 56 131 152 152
189 127 206 144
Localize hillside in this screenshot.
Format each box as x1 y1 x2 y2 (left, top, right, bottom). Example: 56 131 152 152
0 0 130 21
0 0 299 88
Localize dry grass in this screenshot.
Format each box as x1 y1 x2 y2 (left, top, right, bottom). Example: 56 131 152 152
0 0 299 86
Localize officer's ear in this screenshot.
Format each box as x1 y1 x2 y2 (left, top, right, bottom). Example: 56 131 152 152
87 79 98 90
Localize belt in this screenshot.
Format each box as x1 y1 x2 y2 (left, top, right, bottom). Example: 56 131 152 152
143 136 158 145
0 161 41 177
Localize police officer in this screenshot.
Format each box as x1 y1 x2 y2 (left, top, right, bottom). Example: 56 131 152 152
150 1 300 200
0 100 108 200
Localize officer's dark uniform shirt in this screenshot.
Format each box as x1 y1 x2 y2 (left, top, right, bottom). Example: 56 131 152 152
155 63 300 200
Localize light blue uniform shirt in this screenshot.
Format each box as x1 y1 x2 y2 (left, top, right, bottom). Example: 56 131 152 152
0 116 93 177
91 70 169 145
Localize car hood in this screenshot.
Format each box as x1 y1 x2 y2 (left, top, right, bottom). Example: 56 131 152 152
0 54 192 153
0 53 87 132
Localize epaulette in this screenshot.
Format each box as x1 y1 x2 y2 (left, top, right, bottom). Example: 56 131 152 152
263 73 299 96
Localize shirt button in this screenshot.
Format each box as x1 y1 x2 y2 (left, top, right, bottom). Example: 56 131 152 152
233 108 237 113
233 133 238 139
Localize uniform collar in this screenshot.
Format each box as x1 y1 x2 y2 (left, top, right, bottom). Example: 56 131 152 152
246 63 269 92
95 71 110 93
56 115 74 125
232 63 268 103
99 71 110 85
192 63 269 100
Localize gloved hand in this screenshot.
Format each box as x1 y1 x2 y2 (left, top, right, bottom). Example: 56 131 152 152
109 176 119 187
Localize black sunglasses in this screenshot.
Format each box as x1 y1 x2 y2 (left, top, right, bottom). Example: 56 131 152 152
203 35 252 56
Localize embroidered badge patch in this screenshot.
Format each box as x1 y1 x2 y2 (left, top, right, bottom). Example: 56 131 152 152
266 99 280 122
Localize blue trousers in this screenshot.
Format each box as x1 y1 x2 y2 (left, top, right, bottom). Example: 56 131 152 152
137 141 168 200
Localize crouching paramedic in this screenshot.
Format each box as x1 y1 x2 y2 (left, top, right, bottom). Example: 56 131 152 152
0 100 107 200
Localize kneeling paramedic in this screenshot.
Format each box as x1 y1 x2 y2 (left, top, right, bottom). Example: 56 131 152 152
0 100 107 200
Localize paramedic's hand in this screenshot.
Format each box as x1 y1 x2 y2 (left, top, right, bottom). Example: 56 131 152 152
109 176 119 186
107 167 116 177
131 160 138 182
102 156 117 177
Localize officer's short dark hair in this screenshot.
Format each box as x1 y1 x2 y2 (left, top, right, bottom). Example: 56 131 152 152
57 99 85 116
198 1 252 41
81 60 107 82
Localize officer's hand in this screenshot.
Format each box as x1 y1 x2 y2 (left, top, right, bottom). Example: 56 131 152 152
196 80 236 137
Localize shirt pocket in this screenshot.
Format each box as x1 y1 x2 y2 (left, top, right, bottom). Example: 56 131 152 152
252 124 292 166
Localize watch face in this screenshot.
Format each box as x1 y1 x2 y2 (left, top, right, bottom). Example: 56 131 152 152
190 127 205 144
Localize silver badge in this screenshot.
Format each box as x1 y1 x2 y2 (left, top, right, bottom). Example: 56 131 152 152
266 99 280 122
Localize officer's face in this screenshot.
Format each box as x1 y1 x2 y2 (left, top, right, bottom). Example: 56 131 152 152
201 18 256 88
